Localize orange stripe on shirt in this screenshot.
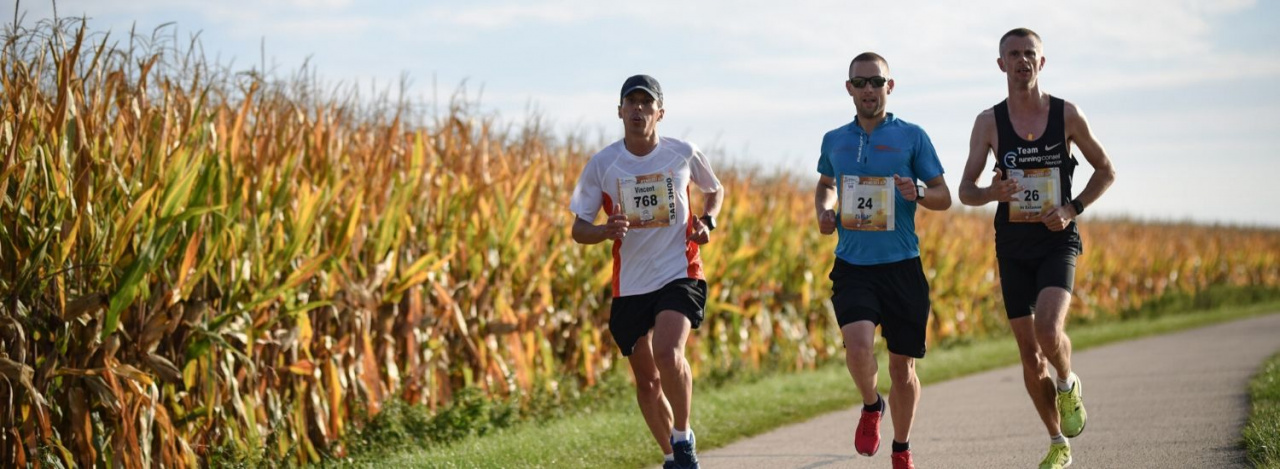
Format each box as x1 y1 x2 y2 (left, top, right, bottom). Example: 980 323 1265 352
604 193 622 297
684 187 704 280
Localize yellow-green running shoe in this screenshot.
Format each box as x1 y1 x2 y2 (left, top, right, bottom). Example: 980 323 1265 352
1038 442 1072 469
1057 374 1087 437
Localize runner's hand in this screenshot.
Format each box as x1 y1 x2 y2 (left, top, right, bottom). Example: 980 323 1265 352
989 168 1021 203
606 203 629 240
1041 204 1074 232
893 174 918 201
818 209 837 235
687 216 711 245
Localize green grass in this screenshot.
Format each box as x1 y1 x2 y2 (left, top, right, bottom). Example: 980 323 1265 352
344 300 1280 468
1246 351 1280 468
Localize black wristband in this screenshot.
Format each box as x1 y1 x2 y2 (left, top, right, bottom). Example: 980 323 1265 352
1070 199 1085 215
700 214 717 231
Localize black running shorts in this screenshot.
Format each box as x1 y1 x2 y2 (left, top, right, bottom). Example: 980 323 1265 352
829 257 931 359
997 247 1078 319
609 278 706 356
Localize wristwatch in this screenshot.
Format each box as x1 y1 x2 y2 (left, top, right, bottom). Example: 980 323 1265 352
915 183 927 201
1070 199 1085 215
700 214 717 231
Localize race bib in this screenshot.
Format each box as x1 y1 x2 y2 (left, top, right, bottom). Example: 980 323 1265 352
617 172 677 228
1008 168 1061 223
840 175 894 231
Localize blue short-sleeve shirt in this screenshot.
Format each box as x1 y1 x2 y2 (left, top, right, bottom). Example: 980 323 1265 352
817 113 945 266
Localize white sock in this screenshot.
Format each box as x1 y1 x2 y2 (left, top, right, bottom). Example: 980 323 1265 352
664 453 675 462
1056 373 1075 392
672 427 691 442
1050 434 1068 445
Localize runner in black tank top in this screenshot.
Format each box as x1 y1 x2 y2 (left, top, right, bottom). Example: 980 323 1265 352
992 96 1082 258
959 28 1117 469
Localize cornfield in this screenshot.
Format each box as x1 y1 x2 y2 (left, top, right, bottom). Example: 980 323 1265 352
2 19 1278 467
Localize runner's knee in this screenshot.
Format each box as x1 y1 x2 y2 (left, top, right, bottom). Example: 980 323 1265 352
888 356 916 384
1034 321 1066 348
843 325 876 354
1019 349 1047 370
651 346 684 371
845 339 875 363
635 374 662 398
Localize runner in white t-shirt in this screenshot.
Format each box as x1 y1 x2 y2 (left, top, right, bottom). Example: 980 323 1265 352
569 74 723 469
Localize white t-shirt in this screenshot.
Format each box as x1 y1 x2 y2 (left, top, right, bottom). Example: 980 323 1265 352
569 136 722 297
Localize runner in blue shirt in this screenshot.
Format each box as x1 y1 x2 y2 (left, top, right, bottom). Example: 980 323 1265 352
814 52 951 469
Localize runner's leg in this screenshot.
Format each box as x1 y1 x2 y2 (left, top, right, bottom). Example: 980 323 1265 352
629 332 675 454
652 310 693 432
842 321 881 405
1034 287 1073 380
1010 316 1061 436
887 352 919 444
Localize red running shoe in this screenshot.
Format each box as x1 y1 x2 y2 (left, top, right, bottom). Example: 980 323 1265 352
854 396 883 456
891 450 915 469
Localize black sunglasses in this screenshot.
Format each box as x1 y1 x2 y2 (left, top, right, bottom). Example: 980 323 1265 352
848 76 888 89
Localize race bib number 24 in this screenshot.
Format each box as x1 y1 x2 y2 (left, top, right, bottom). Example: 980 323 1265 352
841 175 894 231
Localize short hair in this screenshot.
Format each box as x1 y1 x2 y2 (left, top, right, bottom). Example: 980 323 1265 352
849 52 889 74
999 28 1042 53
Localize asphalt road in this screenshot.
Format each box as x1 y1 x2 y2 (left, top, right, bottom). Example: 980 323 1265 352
692 313 1280 468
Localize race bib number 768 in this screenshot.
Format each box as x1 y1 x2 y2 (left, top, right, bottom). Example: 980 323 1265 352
617 172 677 228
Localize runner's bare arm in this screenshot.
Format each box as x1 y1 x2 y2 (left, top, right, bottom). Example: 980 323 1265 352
815 175 837 235
919 174 952 211
688 187 724 245
959 110 1019 206
700 187 724 219
1064 101 1116 215
571 205 629 244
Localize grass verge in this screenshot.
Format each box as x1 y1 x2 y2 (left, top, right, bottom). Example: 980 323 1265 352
1246 351 1280 468
348 300 1280 468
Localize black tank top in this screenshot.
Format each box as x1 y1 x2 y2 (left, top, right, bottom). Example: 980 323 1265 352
992 96 1082 258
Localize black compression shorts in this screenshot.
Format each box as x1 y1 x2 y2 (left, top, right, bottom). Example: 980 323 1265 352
997 248 1077 319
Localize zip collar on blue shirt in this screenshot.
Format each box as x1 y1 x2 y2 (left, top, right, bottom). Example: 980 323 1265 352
848 112 897 136
850 113 896 163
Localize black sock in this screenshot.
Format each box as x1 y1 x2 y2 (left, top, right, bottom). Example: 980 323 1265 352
892 440 910 453
862 395 883 413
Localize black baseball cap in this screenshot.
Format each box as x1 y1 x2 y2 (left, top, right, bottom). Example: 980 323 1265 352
620 74 662 102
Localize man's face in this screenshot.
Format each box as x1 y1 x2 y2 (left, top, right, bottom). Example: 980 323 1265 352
846 60 893 120
617 91 663 135
998 36 1044 87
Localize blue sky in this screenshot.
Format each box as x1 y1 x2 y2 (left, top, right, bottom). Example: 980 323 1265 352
13 0 1280 227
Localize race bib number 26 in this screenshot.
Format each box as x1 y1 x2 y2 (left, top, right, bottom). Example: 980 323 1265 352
617 172 676 228
1008 168 1061 223
841 175 894 231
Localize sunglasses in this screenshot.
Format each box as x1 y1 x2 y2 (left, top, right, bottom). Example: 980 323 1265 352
848 76 888 89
